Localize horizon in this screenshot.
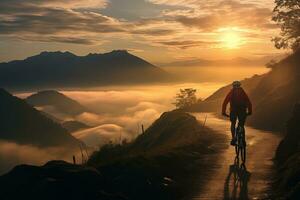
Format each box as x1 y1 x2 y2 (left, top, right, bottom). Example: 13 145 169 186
0 0 287 64
0 49 286 67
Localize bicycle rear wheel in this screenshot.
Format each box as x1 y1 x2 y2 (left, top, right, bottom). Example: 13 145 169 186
241 146 246 163
235 145 239 155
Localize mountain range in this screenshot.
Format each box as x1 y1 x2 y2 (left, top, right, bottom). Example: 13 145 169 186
160 54 286 67
0 50 171 90
0 88 80 147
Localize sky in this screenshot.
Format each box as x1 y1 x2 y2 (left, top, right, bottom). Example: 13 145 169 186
0 0 282 63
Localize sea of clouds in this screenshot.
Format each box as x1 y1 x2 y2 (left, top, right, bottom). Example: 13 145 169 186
0 83 222 175
62 83 225 146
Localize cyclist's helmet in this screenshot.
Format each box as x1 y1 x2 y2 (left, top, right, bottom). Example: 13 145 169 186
232 81 241 88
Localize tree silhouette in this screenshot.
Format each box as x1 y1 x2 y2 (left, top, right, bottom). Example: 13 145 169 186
173 88 197 109
272 0 300 51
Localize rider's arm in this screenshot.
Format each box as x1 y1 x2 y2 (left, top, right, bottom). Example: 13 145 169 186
222 90 232 114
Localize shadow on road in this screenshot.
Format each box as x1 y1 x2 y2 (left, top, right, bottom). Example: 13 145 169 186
224 158 251 200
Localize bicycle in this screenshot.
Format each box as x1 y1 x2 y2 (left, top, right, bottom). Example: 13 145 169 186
234 124 246 163
224 114 247 164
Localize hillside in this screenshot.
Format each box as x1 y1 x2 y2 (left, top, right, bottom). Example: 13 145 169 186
26 90 87 116
273 104 300 199
0 111 227 200
188 50 300 131
88 110 226 164
0 161 125 200
87 110 227 199
0 50 171 90
0 88 79 147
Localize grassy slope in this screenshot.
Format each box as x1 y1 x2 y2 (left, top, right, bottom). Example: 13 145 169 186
88 110 227 200
273 104 300 199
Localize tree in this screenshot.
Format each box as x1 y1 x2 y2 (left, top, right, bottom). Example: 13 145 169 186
173 88 197 109
272 0 300 51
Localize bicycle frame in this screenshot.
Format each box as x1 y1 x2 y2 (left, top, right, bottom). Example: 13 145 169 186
235 125 246 163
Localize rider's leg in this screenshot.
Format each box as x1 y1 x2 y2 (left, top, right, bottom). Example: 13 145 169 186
230 111 237 145
237 112 247 145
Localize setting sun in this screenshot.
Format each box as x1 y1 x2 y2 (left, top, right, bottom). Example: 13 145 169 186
221 29 242 49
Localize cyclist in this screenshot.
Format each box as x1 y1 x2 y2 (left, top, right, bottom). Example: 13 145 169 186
222 81 252 146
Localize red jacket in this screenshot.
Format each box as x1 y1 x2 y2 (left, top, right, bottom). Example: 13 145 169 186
222 88 252 113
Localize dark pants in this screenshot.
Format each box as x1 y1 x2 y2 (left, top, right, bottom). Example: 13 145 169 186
230 110 247 139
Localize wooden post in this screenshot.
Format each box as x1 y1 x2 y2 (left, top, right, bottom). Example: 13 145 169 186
73 155 76 165
119 131 122 145
84 145 89 161
142 124 145 134
203 114 208 127
80 145 84 164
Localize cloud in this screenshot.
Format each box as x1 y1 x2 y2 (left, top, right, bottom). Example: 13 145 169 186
52 83 226 148
131 29 176 36
126 101 166 113
0 0 108 9
17 35 106 45
63 90 171 115
15 88 172 147
147 0 199 7
29 88 173 147
73 124 125 147
0 1 124 45
171 0 274 31
0 0 275 47
101 0 176 20
157 40 219 49
0 5 124 34
73 107 166 147
128 0 276 49
15 83 228 149
0 139 79 175
148 0 274 9
72 108 163 147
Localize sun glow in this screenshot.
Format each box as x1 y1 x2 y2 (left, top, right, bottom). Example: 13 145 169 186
220 28 242 49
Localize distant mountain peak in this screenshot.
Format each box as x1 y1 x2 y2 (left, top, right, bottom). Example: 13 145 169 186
87 50 130 57
35 90 64 96
39 51 75 57
0 50 171 89
110 49 129 54
25 51 76 62
26 90 87 116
